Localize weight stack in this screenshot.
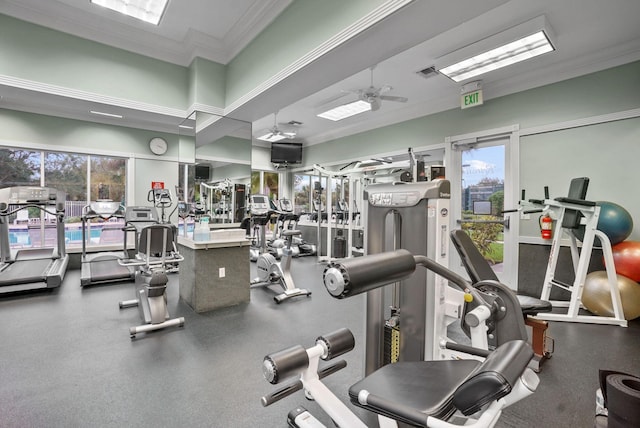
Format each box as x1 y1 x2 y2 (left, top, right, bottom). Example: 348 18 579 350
332 230 347 258
383 322 400 365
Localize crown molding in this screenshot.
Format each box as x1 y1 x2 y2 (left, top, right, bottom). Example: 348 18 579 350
224 0 415 115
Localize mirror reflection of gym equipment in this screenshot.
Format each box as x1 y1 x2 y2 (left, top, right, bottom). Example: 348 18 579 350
249 194 311 303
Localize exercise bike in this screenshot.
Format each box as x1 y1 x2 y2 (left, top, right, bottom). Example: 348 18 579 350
252 229 312 304
250 194 311 304
261 328 538 428
118 209 184 338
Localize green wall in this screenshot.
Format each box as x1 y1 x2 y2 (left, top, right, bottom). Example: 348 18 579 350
0 14 190 109
305 61 640 166
188 57 226 108
0 108 178 158
225 0 387 107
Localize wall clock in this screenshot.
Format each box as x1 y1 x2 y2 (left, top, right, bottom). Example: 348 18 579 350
149 137 168 155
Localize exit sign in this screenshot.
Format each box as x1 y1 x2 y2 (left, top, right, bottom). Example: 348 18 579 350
461 89 483 109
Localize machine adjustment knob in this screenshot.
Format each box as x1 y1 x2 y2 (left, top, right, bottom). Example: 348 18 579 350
262 358 278 384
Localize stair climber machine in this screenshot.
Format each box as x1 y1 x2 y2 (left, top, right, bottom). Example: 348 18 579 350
80 200 135 286
250 194 311 304
118 205 184 338
0 186 69 294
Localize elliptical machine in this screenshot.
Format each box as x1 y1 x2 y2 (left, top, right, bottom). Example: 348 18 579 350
118 207 184 338
249 194 311 304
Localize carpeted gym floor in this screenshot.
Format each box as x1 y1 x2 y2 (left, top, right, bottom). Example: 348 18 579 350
0 256 638 427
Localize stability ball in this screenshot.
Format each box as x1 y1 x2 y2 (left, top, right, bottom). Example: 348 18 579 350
609 241 640 282
582 271 640 320
575 201 633 246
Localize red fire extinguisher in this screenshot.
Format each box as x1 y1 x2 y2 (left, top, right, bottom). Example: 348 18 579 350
540 214 553 240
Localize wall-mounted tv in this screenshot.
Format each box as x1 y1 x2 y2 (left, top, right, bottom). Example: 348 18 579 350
270 142 303 165
195 164 210 180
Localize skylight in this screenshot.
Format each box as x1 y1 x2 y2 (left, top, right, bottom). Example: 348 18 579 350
90 0 169 25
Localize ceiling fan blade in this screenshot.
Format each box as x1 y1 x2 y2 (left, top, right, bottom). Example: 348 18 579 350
379 95 408 103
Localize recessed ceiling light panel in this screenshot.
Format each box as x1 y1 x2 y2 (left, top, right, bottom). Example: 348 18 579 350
317 100 372 121
436 16 555 83
90 0 169 25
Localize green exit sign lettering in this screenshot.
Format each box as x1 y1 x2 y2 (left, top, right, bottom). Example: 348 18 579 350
461 89 483 109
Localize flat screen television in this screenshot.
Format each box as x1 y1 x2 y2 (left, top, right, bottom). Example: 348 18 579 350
270 142 302 165
195 164 210 180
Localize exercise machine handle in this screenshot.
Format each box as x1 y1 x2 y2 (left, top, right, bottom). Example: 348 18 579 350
260 360 347 407
323 249 416 298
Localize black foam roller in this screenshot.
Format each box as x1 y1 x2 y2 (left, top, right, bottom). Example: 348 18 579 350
323 249 416 298
263 345 308 385
317 328 355 360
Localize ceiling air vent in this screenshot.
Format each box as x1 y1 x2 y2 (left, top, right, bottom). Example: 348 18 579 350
417 66 438 79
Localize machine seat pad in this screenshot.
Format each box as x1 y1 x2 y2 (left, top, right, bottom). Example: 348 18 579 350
453 340 533 415
282 229 301 237
349 360 480 425
517 294 552 315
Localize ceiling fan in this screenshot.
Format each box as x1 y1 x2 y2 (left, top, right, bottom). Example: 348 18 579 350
257 111 297 142
352 66 409 111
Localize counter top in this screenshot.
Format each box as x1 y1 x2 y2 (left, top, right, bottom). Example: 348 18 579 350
177 236 250 250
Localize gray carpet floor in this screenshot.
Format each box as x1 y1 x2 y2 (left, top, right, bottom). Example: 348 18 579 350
0 257 638 427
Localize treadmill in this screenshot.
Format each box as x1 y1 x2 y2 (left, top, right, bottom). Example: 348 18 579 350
80 201 135 287
0 186 69 294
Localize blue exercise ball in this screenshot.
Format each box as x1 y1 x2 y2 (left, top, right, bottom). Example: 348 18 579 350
575 201 633 246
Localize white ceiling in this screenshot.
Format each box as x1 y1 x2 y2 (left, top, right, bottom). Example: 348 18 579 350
1 0 640 149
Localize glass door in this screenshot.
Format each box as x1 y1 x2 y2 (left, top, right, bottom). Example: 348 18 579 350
447 127 519 288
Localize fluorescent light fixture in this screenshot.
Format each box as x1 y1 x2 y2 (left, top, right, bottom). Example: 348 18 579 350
89 110 123 119
317 100 371 121
436 16 555 83
90 0 169 25
256 132 287 143
178 124 194 129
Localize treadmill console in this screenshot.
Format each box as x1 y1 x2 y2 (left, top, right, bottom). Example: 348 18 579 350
125 206 160 223
0 186 64 205
90 201 123 216
279 199 293 213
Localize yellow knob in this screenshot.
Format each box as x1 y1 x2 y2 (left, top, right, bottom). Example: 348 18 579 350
464 293 473 303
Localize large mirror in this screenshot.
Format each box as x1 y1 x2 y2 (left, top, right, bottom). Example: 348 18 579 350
178 112 251 237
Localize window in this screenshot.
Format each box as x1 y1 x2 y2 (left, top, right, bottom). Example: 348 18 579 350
293 174 310 214
0 148 41 187
251 170 279 201
1 147 127 250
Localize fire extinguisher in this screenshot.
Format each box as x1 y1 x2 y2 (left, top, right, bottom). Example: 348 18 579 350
539 214 553 240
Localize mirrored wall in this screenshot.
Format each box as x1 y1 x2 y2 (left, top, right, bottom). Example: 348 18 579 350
178 112 251 234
